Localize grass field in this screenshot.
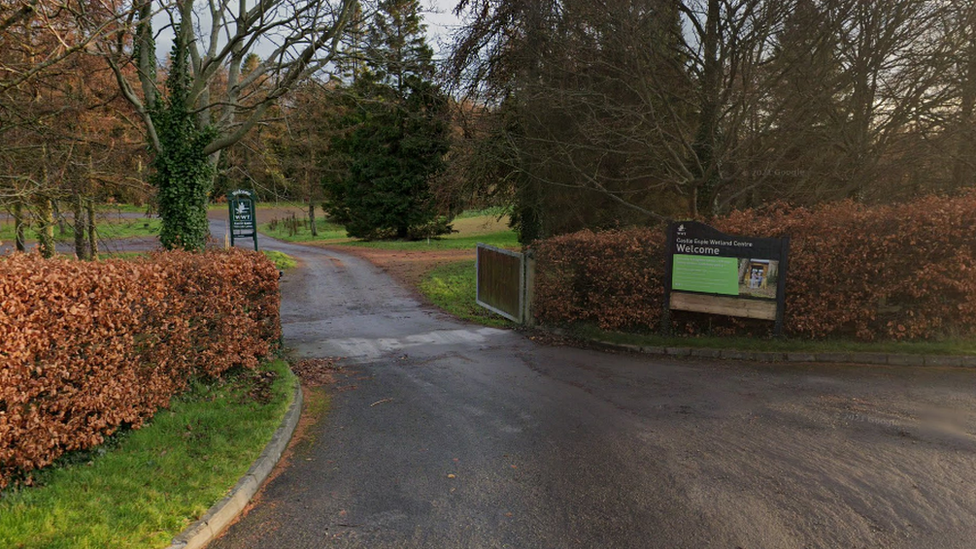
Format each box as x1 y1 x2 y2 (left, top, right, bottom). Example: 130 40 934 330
0 217 161 243
337 229 517 251
418 260 512 328
0 360 297 549
256 209 517 250
258 216 349 243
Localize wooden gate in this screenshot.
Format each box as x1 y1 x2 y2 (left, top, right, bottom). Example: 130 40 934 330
476 244 524 323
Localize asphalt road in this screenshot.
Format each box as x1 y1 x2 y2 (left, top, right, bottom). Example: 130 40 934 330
194 222 976 549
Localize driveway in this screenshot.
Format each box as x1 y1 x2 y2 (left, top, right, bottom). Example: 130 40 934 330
203 220 976 549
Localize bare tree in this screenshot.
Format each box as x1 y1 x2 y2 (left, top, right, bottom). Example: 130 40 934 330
448 0 792 230
97 0 359 249
1 0 143 257
449 0 966 239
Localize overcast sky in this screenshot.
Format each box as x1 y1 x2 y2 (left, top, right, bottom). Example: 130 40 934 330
153 0 464 68
424 0 464 59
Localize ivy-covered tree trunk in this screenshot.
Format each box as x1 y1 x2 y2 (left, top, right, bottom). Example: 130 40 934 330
149 22 216 251
153 142 215 251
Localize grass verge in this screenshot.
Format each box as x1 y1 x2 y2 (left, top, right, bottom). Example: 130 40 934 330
418 259 512 328
565 324 976 356
0 360 297 549
262 250 297 270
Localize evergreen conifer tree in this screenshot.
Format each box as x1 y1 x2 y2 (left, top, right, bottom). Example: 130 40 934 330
325 0 451 240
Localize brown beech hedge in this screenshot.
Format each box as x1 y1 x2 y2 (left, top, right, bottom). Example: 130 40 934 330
535 195 976 341
0 249 280 489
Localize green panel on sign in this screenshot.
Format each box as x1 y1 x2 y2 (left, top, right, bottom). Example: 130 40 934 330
672 254 739 296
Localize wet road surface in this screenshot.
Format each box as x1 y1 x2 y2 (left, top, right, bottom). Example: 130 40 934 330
199 221 976 549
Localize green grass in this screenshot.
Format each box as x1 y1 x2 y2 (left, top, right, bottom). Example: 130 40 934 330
565 324 976 356
96 204 151 214
419 259 512 328
338 229 518 251
454 206 509 219
258 216 349 243
0 360 298 549
258 211 519 251
95 218 161 239
0 218 161 243
262 250 297 270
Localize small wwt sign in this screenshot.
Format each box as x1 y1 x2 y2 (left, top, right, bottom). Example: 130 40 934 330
663 222 790 335
228 190 258 251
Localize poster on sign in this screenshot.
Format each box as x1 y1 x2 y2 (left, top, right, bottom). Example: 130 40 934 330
663 222 790 335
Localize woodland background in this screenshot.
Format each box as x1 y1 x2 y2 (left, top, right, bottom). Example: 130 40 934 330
6 0 976 245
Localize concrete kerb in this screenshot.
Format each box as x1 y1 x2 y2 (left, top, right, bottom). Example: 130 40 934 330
166 377 304 549
549 328 976 368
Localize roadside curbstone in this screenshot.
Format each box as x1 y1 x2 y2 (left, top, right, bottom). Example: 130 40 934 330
690 348 721 359
923 355 964 368
540 327 976 369
814 353 852 363
615 343 642 353
167 376 304 549
886 354 924 367
640 346 667 355
719 350 755 361
665 347 693 357
848 353 888 365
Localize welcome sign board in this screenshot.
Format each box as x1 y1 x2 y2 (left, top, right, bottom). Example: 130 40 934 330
663 221 790 335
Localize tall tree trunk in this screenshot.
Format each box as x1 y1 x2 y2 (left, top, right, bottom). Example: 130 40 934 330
37 194 55 258
13 201 26 252
307 152 318 236
87 198 98 260
308 194 318 236
953 15 976 190
156 154 213 250
72 191 89 260
151 21 216 251
693 0 722 218
516 0 548 243
54 199 66 236
845 2 877 200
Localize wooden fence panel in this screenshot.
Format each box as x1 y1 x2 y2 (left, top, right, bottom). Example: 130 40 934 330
476 244 524 322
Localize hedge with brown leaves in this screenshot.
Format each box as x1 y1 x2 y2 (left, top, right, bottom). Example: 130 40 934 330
0 249 280 489
534 195 976 341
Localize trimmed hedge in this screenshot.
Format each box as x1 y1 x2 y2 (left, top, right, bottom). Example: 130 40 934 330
534 195 976 341
0 249 280 489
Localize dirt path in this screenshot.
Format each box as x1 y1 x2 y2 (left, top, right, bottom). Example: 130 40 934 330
325 246 472 292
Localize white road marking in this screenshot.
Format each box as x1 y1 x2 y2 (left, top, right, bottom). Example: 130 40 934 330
320 327 509 361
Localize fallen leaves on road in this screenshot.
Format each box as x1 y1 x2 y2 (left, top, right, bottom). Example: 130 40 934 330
292 358 344 387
